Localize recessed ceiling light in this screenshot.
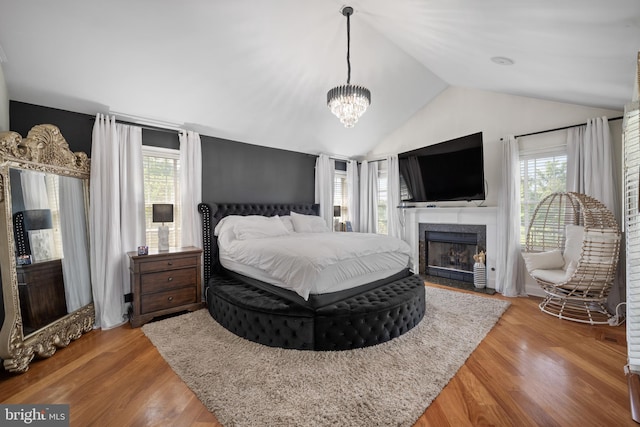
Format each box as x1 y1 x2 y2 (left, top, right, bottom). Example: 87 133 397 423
491 56 514 66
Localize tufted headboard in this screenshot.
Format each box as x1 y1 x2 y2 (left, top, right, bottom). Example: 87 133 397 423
198 202 320 286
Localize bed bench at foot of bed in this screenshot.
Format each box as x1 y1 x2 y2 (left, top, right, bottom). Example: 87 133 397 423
207 273 426 351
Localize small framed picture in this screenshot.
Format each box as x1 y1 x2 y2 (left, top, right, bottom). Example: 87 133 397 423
28 229 54 262
137 246 149 255
345 221 353 232
17 254 32 265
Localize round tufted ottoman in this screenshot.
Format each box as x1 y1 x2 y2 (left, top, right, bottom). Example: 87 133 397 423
207 273 426 351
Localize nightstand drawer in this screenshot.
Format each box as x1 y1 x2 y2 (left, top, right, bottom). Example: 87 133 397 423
139 255 199 273
141 267 197 294
141 287 197 314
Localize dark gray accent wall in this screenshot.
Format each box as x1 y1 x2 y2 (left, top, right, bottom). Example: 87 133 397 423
2 101 317 332
200 135 315 203
10 101 94 155
9 101 316 203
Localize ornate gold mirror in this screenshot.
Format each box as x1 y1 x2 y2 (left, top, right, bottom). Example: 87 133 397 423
0 124 94 373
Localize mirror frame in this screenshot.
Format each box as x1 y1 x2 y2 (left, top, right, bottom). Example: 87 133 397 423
0 124 94 373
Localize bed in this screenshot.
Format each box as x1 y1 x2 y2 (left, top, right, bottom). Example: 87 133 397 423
198 202 425 350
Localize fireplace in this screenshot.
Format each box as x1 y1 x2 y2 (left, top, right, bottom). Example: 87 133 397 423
419 223 486 283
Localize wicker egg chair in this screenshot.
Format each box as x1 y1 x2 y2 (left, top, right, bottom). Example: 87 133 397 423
523 192 621 324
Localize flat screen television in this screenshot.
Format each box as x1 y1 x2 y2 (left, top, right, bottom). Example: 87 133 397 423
398 132 485 203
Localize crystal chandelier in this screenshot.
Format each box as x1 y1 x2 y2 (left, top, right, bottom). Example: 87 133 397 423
327 6 371 128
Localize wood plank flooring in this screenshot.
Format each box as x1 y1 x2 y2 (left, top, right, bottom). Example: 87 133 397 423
0 283 632 426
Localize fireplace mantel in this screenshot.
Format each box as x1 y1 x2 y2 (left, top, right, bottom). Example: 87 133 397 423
401 206 498 288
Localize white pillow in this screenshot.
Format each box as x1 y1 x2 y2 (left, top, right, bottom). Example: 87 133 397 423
563 260 578 280
521 249 565 272
214 215 244 248
563 224 584 267
234 215 290 240
280 216 295 233
214 215 289 241
214 215 241 237
290 211 330 233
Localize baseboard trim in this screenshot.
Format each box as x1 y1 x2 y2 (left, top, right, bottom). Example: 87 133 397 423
526 284 545 298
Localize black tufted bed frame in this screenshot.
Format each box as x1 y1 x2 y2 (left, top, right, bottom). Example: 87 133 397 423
198 202 425 351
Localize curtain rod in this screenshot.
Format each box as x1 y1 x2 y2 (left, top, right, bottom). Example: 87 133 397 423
502 116 623 140
90 117 181 135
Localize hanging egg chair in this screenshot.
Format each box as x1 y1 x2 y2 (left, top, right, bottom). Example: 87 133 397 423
522 192 621 324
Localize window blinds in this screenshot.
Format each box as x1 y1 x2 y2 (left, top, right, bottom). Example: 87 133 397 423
520 154 567 244
142 146 181 248
625 101 640 372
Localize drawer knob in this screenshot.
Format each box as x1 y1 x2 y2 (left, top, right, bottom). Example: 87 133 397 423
168 296 174 302
168 277 173 282
167 261 173 266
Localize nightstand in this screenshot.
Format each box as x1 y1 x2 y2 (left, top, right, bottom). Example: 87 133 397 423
128 246 203 327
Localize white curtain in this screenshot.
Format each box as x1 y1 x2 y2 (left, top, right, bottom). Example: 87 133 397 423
566 116 623 312
346 160 359 232
359 160 379 233
386 155 402 238
495 135 526 296
90 114 145 329
59 176 92 312
118 124 145 296
314 154 334 229
21 171 49 210
567 117 619 217
179 130 202 248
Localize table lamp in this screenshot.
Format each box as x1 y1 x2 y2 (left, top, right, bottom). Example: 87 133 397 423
152 203 173 251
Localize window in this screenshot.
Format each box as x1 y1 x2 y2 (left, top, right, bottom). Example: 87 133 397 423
142 146 181 248
334 169 348 224
377 160 388 235
45 174 63 259
520 151 567 244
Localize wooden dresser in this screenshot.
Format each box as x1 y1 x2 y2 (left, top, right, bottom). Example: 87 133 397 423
128 246 203 327
17 258 68 334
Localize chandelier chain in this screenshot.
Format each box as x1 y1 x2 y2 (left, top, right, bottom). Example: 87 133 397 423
346 11 351 85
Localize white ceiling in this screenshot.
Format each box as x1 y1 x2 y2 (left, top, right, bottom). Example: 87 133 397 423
0 0 638 158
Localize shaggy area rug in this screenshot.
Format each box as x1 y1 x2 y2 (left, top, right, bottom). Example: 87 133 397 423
142 286 510 427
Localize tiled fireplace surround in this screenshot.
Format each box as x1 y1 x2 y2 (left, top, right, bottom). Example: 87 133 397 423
401 206 498 289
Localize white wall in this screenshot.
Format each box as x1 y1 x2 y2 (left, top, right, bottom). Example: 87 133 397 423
371 86 625 296
0 63 8 132
367 86 623 207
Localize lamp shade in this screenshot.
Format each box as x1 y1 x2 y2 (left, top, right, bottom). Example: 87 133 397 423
20 209 53 230
152 204 174 223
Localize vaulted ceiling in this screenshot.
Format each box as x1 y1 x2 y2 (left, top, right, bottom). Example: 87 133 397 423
0 0 638 158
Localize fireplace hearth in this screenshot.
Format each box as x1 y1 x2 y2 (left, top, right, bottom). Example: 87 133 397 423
419 223 486 284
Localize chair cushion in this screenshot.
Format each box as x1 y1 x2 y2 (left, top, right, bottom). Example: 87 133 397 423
522 249 565 272
583 229 620 264
563 224 584 268
530 268 568 284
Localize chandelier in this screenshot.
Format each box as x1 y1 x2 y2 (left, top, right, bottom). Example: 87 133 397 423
327 6 371 128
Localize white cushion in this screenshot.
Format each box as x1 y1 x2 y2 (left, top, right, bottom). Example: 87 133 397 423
280 216 295 233
290 211 330 233
582 229 620 264
563 224 584 267
214 215 289 242
234 216 289 240
530 261 577 285
530 268 567 284
521 249 565 272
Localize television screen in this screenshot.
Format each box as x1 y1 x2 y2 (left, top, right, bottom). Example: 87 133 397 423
398 132 485 203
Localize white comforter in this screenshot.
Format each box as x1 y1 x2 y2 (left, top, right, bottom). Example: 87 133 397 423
218 231 411 300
